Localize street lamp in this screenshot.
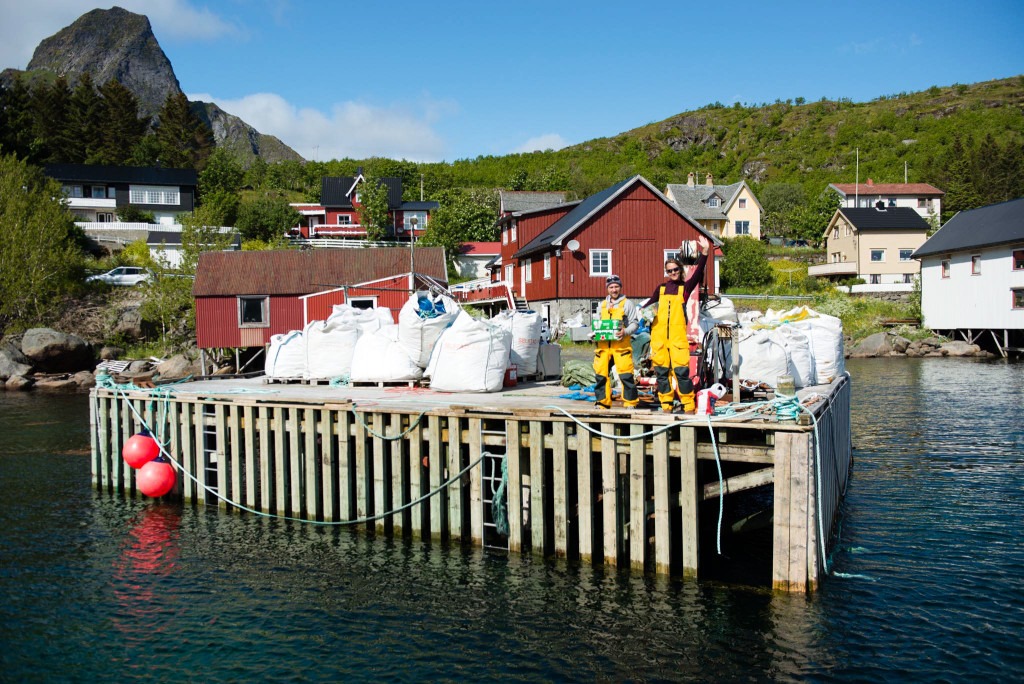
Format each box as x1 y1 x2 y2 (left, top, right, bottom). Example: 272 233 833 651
409 216 418 291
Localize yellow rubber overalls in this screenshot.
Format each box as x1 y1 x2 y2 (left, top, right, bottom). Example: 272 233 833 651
650 285 695 412
593 297 638 408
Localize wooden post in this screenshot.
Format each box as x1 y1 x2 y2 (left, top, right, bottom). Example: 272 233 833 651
601 421 617 566
319 408 334 521
243 405 256 510
448 416 464 542
679 426 699 579
335 409 352 521
305 408 319 520
428 415 444 540
354 409 369 525
773 431 813 592
215 404 228 510
575 422 594 563
629 423 645 571
505 419 523 553
552 421 568 558
373 413 387 533
409 415 424 538
229 405 242 511
653 428 671 575
529 420 545 555
468 418 484 545
389 413 405 537
288 408 302 516
258 406 272 512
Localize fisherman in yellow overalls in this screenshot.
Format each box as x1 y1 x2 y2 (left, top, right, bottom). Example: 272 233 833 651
592 275 640 409
643 237 711 413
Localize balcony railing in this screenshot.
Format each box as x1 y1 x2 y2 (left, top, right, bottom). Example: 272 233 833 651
807 261 858 277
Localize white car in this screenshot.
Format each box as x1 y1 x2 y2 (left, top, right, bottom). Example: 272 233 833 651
86 266 151 286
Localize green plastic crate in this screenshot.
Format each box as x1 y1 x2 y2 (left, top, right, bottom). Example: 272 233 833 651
591 319 620 341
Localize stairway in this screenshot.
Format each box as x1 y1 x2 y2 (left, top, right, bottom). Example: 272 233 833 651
513 296 530 312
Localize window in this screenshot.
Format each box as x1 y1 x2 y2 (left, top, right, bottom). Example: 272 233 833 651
522 257 532 283
403 211 427 232
664 248 680 264
1014 250 1024 270
972 255 981 275
903 273 914 284
64 184 83 198
859 198 870 207
354 191 361 204
97 212 114 222
941 259 950 278
238 296 269 328
505 264 513 283
108 187 117 199
590 300 601 318
590 249 611 276
1014 289 1024 309
918 198 926 208
543 253 551 279
735 221 750 235
870 274 881 285
707 197 720 208
870 249 885 262
338 215 352 224
738 198 747 209
503 228 508 245
91 185 106 199
899 249 914 261
348 297 377 310
511 221 517 242
832 227 839 239
888 198 896 207
129 185 180 205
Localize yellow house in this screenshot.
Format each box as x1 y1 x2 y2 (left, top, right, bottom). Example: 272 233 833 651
664 173 762 240
808 206 931 287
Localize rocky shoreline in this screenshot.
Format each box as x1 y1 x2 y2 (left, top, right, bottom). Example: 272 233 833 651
847 332 995 359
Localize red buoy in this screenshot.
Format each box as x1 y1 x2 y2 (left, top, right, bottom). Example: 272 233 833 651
137 458 176 497
123 429 160 469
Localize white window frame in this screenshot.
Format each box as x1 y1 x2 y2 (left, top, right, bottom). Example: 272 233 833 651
971 255 981 275
738 198 746 209
403 211 427 232
1013 249 1024 270
870 274 881 285
664 248 680 264
899 249 914 262
543 253 551 279
129 185 180 206
238 296 269 328
735 221 750 236
503 228 508 245
590 249 611 277
347 296 377 310
870 249 885 263
941 259 950 278
338 214 352 225
1013 288 1024 310
511 221 518 243
522 257 532 283
505 264 514 283
707 197 720 208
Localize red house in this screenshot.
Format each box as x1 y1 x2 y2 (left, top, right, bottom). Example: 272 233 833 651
495 175 718 330
193 247 447 351
289 170 439 240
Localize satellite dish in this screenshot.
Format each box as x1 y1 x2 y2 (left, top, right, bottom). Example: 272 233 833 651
566 239 580 252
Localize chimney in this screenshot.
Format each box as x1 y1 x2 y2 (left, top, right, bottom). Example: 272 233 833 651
705 173 714 187
686 172 695 187
866 178 873 186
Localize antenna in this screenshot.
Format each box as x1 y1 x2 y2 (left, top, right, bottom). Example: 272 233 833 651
566 239 580 252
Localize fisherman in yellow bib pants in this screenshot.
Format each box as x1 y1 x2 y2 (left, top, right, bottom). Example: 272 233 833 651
643 236 711 413
592 275 640 409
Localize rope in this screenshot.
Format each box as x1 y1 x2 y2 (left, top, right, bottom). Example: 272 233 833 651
351 405 428 440
115 386 485 527
492 454 510 537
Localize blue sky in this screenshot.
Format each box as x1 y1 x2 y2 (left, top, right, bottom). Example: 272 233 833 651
1 0 1022 163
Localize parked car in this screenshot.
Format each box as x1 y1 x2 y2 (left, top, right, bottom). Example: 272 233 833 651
86 266 151 286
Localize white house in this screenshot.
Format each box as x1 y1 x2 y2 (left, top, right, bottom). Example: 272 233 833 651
913 197 1024 356
830 179 944 225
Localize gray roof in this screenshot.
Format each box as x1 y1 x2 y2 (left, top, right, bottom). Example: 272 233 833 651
838 207 931 231
913 197 1024 258
44 163 197 187
321 176 405 209
664 181 745 220
499 191 567 213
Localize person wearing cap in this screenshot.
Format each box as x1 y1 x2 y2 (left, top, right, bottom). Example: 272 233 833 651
593 274 640 410
642 236 711 413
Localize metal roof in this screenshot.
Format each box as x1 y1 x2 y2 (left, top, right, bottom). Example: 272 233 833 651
43 163 197 186
320 176 405 209
913 197 1024 258
837 207 931 230
830 182 944 197
193 247 447 296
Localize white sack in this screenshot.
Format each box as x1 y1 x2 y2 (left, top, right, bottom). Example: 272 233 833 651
773 325 815 388
426 311 512 392
266 330 306 379
304 315 361 379
398 292 459 368
349 325 423 383
736 328 791 388
490 310 543 375
790 314 845 384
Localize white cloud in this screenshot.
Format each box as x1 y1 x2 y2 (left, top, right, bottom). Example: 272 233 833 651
188 91 453 163
511 133 568 154
0 0 240 69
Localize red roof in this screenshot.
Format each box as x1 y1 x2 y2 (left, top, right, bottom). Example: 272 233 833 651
459 242 501 255
831 181 944 196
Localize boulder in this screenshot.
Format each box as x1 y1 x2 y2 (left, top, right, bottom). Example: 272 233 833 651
940 340 981 357
114 306 144 338
850 332 894 358
921 336 946 348
890 335 911 353
35 377 80 391
6 375 34 390
21 328 94 372
0 340 33 380
99 346 125 360
127 359 152 373
73 370 96 387
155 354 201 380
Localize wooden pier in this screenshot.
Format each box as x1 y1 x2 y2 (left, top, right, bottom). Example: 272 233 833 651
90 373 852 592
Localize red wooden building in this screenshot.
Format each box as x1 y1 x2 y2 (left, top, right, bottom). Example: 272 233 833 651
493 175 718 329
194 247 447 350
289 170 439 240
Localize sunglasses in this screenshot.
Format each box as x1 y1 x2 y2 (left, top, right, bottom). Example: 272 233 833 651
665 267 680 274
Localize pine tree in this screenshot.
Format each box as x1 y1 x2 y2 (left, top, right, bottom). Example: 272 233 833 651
0 79 35 159
96 80 149 165
154 93 214 170
66 73 104 163
28 76 72 163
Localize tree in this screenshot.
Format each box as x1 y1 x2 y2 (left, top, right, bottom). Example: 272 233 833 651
154 93 214 170
759 183 806 238
28 76 71 163
356 174 392 241
66 73 104 163
720 236 773 289
419 188 499 273
95 79 149 165
236 195 300 242
790 188 840 244
199 148 245 196
0 154 85 329
0 79 35 159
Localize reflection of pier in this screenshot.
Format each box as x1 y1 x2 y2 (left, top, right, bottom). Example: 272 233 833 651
90 374 851 592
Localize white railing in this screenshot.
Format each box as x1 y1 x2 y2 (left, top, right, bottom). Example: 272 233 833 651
289 238 409 249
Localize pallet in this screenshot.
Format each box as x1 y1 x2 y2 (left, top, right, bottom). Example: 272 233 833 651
349 379 424 388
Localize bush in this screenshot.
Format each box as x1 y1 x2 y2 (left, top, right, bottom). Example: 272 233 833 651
117 205 155 223
721 236 773 289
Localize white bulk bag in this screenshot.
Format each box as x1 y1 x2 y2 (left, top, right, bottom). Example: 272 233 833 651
426 311 512 393
398 292 459 368
791 314 845 384
349 325 423 383
304 315 361 379
774 325 815 388
266 330 306 379
490 310 543 375
736 328 791 388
